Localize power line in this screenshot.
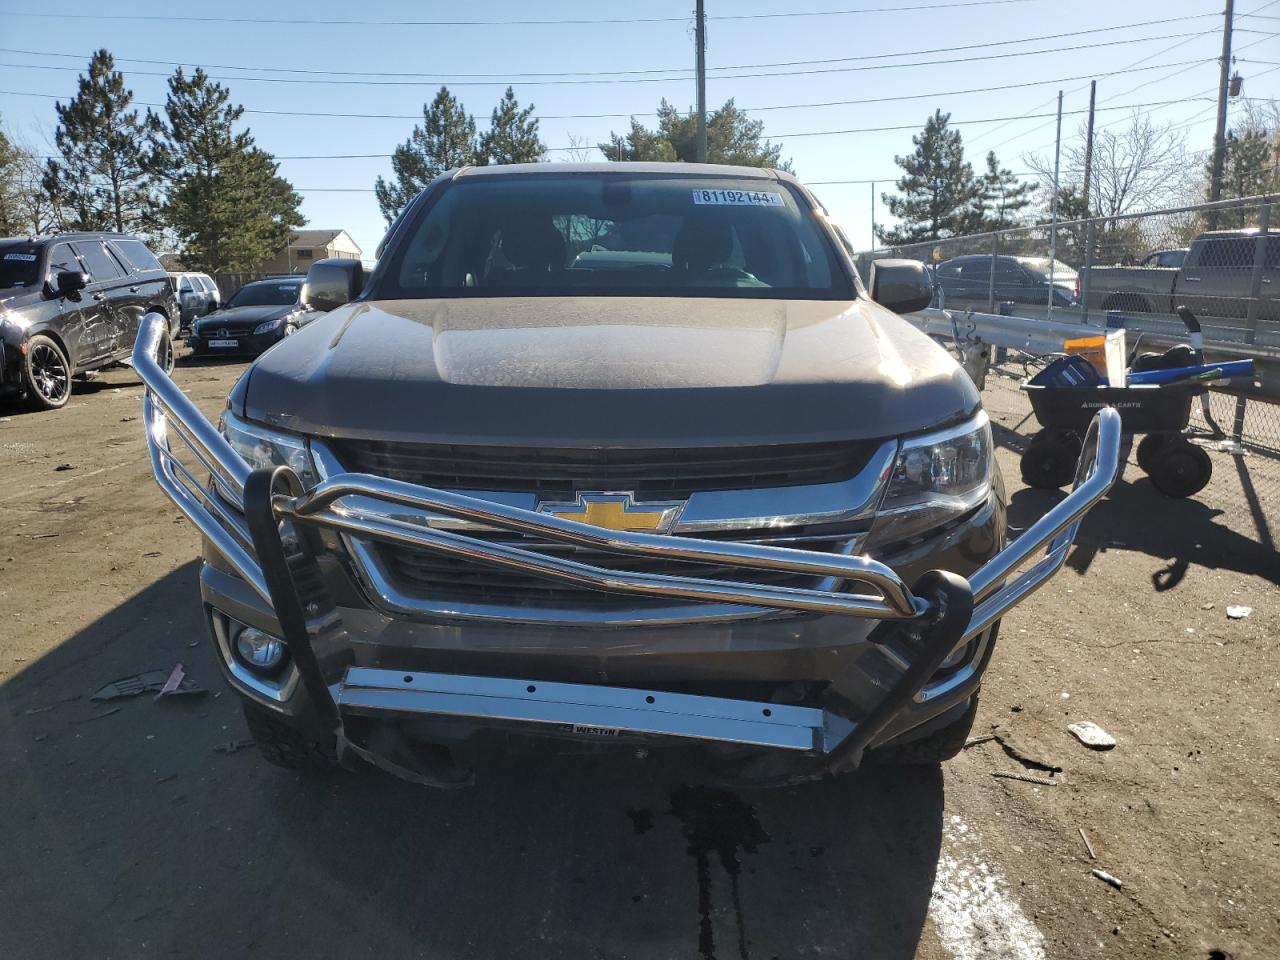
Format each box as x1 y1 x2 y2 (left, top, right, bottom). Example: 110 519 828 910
0 15 1220 82
0 0 1050 28
0 56 1218 126
0 31 1257 88
970 0 1280 149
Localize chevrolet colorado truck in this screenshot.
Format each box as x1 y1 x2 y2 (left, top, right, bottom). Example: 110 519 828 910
1081 229 1278 321
134 163 1119 786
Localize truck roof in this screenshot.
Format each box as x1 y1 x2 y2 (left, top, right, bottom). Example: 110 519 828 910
451 161 790 181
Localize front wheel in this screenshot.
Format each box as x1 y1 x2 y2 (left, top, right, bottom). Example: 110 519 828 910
868 695 980 766
241 700 336 771
23 334 72 411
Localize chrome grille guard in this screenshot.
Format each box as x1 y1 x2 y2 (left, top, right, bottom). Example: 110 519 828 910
134 315 1121 778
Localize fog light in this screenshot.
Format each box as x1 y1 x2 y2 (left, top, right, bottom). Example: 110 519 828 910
234 626 286 673
938 641 973 672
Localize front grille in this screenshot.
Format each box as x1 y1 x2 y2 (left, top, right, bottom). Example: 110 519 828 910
373 524 865 612
329 438 878 500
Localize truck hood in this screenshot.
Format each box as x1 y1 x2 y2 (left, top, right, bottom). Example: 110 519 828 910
239 297 980 446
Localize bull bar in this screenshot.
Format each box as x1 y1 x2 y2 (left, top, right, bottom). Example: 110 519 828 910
134 314 1121 780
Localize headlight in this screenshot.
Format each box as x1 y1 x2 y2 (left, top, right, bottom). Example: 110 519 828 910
253 318 283 335
867 411 992 548
219 410 317 488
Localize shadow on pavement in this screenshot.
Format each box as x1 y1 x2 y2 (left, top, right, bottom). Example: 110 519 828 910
1007 468 1280 591
1 563 945 960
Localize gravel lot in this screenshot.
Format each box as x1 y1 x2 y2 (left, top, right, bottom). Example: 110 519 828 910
1 353 1277 960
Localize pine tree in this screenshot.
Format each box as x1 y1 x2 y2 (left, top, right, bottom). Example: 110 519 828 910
479 87 545 165
599 99 788 169
43 49 156 233
1214 129 1275 228
147 68 302 272
877 111 980 245
375 87 478 223
977 151 1035 231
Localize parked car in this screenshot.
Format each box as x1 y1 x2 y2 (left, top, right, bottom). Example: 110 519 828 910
186 276 316 358
170 271 220 333
132 163 1118 787
934 254 1077 308
1081 229 1278 320
0 231 178 410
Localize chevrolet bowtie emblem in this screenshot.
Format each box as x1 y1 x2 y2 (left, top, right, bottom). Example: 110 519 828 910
537 493 685 533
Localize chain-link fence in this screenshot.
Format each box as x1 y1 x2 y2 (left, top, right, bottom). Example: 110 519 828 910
855 194 1278 336
858 195 1280 547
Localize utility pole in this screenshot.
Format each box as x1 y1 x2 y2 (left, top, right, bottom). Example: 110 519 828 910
870 182 876 249
1081 80 1097 218
695 0 707 163
1208 0 1235 227
1048 90 1064 321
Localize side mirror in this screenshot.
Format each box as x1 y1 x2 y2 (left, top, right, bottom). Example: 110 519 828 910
302 258 363 312
868 259 933 314
52 270 89 301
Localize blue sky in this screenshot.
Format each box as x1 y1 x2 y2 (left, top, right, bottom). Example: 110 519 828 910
0 0 1274 259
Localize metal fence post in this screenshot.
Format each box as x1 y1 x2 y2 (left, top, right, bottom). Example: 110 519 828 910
1231 202 1271 443
986 232 997 314
1079 218 1096 325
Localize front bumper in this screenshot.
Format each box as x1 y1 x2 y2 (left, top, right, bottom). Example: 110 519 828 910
187 327 284 357
134 313 1121 784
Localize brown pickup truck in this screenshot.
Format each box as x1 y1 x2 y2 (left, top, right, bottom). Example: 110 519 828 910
1082 229 1277 322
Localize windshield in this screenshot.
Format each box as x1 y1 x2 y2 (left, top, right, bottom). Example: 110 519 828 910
227 281 300 307
0 244 42 290
377 173 853 300
1018 258 1077 281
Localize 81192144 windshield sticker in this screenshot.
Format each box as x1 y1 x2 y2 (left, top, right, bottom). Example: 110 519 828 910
691 189 784 207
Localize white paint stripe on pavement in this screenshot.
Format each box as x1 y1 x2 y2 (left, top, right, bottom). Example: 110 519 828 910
929 815 1046 960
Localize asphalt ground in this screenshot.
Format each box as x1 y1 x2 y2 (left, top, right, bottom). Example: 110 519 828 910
1 353 1277 960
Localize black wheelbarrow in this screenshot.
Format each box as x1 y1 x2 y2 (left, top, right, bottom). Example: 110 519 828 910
1020 376 1211 497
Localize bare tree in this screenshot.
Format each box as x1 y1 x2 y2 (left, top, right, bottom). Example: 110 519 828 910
562 133 597 163
0 126 59 235
1024 112 1193 219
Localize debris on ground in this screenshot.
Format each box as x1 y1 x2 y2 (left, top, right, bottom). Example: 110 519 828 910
1091 868 1123 889
54 463 74 472
1068 721 1117 750
1226 605 1252 620
73 707 121 723
972 727 1063 772
154 663 187 700
91 670 205 701
1079 827 1097 859
155 773 177 784
142 551 162 558
991 771 1057 786
213 738 255 755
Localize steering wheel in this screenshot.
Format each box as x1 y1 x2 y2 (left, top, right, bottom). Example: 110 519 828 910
697 263 760 283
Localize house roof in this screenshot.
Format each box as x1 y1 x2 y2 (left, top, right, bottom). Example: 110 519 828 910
288 229 361 253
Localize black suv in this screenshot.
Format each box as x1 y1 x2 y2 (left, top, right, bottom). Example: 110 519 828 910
0 232 178 410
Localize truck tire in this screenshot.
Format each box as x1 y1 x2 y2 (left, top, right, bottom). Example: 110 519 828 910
868 695 979 766
241 700 336 771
